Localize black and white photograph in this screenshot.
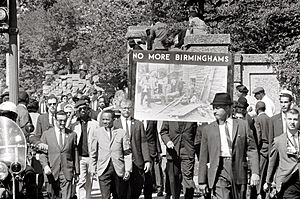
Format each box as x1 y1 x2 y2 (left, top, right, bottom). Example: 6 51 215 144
134 62 228 122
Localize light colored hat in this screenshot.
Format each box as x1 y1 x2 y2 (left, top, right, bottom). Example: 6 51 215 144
0 101 17 114
280 89 293 97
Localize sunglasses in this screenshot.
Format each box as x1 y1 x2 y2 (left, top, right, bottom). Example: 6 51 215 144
78 107 89 111
48 103 57 106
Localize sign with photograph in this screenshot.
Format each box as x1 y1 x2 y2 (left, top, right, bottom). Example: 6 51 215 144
129 50 233 123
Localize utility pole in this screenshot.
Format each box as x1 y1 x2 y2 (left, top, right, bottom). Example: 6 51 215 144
8 0 18 104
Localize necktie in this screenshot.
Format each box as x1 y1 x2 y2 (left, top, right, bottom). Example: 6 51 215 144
225 122 232 155
59 130 63 149
51 115 54 126
109 129 112 141
125 119 130 139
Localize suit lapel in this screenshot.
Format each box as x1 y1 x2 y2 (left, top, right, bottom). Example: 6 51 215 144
110 128 117 146
232 119 238 144
50 128 61 151
212 122 221 156
130 118 135 140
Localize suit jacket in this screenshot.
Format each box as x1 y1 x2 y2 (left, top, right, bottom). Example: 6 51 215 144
29 113 53 145
90 127 132 177
266 133 300 192
145 121 162 158
70 119 99 157
269 113 284 152
39 128 79 181
255 112 271 158
114 118 151 170
198 119 259 189
254 112 271 194
160 121 197 160
16 104 33 138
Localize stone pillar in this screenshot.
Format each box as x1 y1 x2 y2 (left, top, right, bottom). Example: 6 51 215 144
184 34 230 53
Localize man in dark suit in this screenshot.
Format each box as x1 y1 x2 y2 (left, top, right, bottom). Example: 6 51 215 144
160 120 197 199
28 94 58 197
254 101 271 199
269 91 293 152
265 108 300 198
39 110 79 199
113 99 151 199
90 110 132 199
29 94 58 146
198 93 259 199
143 120 164 198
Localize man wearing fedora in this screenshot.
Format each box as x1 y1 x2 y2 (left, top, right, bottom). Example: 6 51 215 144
252 87 275 117
198 92 260 199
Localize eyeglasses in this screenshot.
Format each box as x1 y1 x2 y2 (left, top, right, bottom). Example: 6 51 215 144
48 103 57 106
79 107 89 111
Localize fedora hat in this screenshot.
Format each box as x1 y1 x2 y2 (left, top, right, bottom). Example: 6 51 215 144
236 96 249 109
211 93 233 105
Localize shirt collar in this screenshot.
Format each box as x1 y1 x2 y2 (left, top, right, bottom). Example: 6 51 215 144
226 117 233 126
54 126 65 134
287 129 299 139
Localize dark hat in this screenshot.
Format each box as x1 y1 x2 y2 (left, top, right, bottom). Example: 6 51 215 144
211 93 233 105
236 97 249 109
236 85 249 94
252 87 264 94
74 100 87 108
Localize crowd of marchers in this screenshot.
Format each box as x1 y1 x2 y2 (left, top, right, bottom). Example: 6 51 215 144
0 82 299 199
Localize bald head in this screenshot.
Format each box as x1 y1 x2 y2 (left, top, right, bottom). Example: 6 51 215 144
256 101 266 114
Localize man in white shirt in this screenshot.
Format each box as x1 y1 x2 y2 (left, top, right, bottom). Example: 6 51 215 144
199 93 259 199
252 87 275 117
269 91 293 152
113 99 151 199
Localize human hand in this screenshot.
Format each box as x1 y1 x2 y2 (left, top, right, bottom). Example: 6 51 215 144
166 141 174 149
37 143 48 152
44 165 52 175
199 184 209 196
263 182 270 192
144 162 151 173
250 173 260 186
123 171 130 181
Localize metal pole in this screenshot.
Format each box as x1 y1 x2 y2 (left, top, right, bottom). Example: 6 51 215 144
8 0 19 104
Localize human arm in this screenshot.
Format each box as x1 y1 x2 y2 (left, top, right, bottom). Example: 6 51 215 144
139 122 151 172
198 126 209 195
160 121 174 149
89 133 98 177
265 140 279 188
245 121 260 186
123 129 132 180
38 132 51 175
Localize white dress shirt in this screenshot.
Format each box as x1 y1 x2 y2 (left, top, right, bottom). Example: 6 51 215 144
54 126 65 147
219 118 233 157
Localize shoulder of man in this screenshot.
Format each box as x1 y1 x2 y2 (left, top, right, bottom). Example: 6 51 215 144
270 113 281 120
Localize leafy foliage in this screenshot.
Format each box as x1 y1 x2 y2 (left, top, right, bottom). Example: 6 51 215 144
0 0 299 96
